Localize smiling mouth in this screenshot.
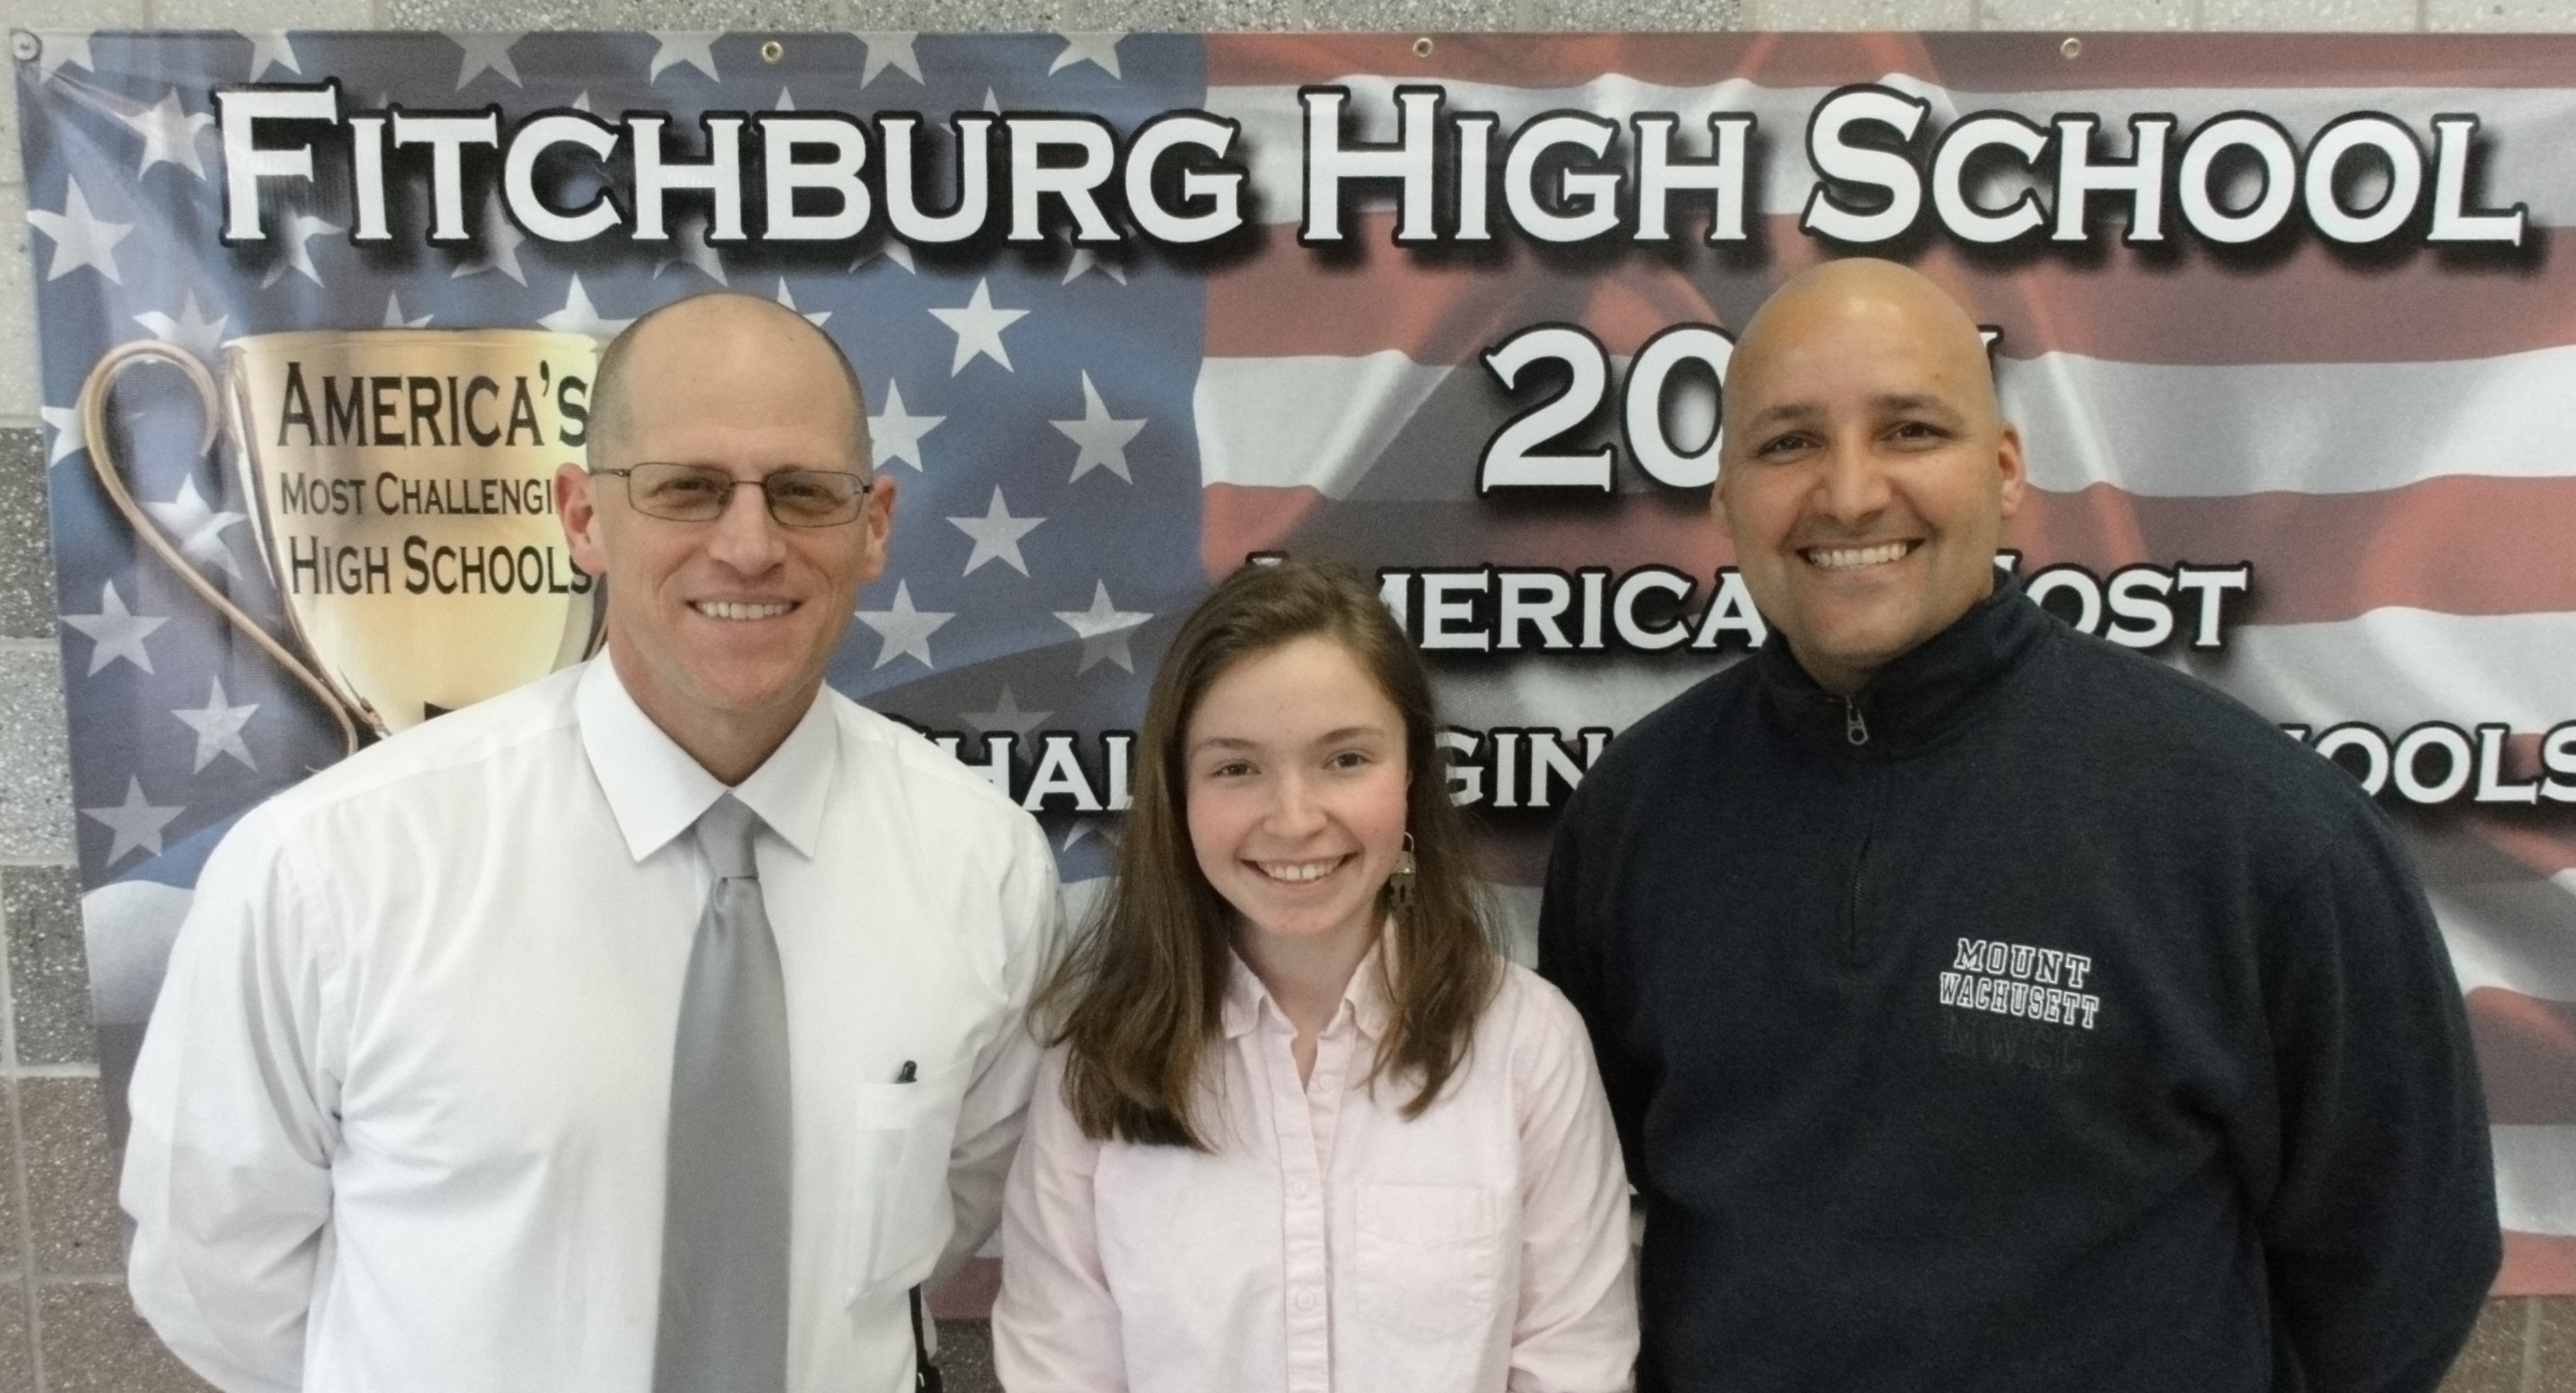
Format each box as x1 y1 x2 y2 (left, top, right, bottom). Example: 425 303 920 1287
694 601 796 621
1802 541 1917 571
1255 856 1350 884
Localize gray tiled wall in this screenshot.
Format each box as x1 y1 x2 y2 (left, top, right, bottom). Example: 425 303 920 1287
5 0 2576 1386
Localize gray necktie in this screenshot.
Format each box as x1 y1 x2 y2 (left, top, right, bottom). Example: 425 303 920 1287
654 794 793 1393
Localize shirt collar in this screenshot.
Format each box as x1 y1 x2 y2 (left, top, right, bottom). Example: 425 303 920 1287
1219 935 1396 1041
576 657 838 863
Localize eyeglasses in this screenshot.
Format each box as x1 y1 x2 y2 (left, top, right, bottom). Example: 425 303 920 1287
594 462 873 528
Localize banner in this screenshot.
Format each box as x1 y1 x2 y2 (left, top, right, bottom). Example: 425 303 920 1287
18 28 2576 1292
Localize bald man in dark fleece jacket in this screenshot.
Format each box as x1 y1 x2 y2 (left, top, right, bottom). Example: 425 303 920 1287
1539 258 2498 1393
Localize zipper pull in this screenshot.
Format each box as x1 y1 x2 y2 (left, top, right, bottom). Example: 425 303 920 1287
1843 697 1870 746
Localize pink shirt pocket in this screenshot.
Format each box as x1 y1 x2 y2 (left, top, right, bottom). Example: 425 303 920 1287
1355 1182 1501 1341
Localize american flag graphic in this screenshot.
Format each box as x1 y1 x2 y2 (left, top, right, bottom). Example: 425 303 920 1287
19 28 2576 1294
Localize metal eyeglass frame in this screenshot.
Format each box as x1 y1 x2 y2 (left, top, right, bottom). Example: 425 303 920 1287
591 462 875 528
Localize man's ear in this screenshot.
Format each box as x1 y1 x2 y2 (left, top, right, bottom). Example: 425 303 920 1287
865 471 898 553
1994 425 2027 520
556 463 609 577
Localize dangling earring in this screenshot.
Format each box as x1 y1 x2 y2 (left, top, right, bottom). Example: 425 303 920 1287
1386 833 1417 914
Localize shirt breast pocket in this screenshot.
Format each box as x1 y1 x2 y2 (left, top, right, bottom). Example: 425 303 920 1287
1354 1182 1501 1342
845 1065 967 1296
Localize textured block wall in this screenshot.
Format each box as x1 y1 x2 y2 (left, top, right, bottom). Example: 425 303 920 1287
4 0 2574 1388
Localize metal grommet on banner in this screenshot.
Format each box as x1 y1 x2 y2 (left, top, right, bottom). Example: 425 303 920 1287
760 39 784 63
2060 35 2083 60
12 31 40 63
1414 36 1434 57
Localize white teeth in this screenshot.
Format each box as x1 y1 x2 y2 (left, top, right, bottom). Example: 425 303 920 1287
695 601 793 621
1258 860 1337 883
1805 541 1913 570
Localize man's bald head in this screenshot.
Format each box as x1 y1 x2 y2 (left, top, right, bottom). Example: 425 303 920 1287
587 292 873 470
1725 258 2002 456
1712 256 2025 695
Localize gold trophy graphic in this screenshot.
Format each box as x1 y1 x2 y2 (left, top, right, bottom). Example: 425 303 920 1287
80 329 603 755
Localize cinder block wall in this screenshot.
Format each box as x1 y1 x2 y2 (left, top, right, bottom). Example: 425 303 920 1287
1 0 2570 1389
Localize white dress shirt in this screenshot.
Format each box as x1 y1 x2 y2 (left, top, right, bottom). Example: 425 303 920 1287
122 658 1060 1393
995 950 1637 1393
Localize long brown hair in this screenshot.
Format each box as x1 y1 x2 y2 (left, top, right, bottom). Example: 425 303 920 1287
1037 557 1501 1148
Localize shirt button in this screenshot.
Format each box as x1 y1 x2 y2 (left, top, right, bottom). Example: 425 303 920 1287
1295 1289 1319 1312
1290 1178 1312 1199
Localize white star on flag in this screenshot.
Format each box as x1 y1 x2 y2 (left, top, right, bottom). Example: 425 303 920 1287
123 90 214 179
655 214 727 284
454 33 526 88
260 212 340 290
34 31 93 80
854 580 955 670
1063 248 1128 285
930 278 1028 374
1053 371 1146 483
962 685 1051 738
83 776 184 867
453 190 528 284
773 279 828 327
27 180 134 283
145 476 250 579
648 32 721 82
571 90 593 112
540 276 635 339
856 33 923 85
63 582 167 676
1054 580 1153 674
172 676 260 773
948 487 1045 576
383 291 435 328
773 88 796 111
134 292 229 362
40 405 85 468
851 242 916 274
868 381 944 472
981 88 1002 115
1050 32 1127 80
249 32 302 79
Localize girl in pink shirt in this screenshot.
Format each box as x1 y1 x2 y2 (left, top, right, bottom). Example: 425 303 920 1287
995 558 1637 1393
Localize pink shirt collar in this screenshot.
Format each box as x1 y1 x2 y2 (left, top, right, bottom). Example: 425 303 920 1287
1220 933 1396 1043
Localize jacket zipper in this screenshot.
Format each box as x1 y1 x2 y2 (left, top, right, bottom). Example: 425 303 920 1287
1839 695 1876 961
1843 696 1870 746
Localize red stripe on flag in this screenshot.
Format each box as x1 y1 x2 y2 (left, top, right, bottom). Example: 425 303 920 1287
2468 987 2576 1126
2456 811 2576 881
1918 31 2576 93
1802 228 2576 368
1207 31 2576 91
1207 31 1935 90
1204 220 1724 364
1211 214 2576 368
2012 477 2576 624
1209 487 1733 576
1204 483 1329 579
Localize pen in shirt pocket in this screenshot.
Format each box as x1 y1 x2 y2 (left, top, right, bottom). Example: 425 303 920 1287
895 1060 916 1084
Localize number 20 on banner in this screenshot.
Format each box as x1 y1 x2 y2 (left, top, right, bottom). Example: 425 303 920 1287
1479 323 1736 495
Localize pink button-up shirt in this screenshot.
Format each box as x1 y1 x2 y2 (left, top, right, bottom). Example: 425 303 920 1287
995 952 1636 1393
